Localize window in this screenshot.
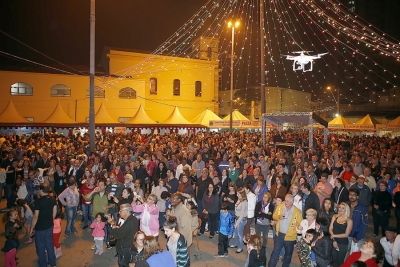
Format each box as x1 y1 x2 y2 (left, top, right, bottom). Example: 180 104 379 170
173 79 180 96
118 117 131 122
11 82 33 96
86 86 105 98
119 87 136 99
195 81 202 97
150 77 157 94
51 84 71 97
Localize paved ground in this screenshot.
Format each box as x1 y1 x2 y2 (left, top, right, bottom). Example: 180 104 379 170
0 199 396 267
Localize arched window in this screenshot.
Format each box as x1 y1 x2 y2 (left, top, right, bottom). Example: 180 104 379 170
11 82 33 96
119 87 136 99
150 77 157 94
86 86 105 98
173 79 180 96
51 84 71 97
195 81 202 97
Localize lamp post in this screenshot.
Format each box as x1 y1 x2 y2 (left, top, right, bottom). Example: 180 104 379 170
327 86 339 117
89 0 95 152
228 21 240 134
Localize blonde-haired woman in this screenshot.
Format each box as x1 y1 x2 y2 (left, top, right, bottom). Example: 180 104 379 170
231 187 248 253
329 202 353 267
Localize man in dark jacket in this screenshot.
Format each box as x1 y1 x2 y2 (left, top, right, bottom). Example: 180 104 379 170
348 188 368 253
350 176 371 209
108 203 139 267
301 183 320 218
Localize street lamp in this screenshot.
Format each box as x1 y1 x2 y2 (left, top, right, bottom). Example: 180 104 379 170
228 20 240 134
327 86 340 117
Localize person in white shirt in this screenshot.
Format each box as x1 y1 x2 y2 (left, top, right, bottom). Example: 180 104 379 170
175 158 191 179
359 167 376 192
380 226 397 266
290 183 303 215
244 184 257 237
393 233 400 266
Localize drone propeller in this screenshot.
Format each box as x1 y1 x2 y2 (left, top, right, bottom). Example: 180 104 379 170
317 52 329 57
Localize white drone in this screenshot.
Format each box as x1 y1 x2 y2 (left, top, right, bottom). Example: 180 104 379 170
282 51 328 72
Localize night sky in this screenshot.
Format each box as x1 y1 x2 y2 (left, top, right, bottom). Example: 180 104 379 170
0 0 208 69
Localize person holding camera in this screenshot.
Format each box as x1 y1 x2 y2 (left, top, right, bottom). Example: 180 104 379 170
107 203 139 267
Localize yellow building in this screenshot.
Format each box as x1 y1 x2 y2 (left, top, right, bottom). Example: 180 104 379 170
0 45 219 124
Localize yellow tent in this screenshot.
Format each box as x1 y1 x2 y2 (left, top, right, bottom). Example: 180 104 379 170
387 116 400 129
0 100 30 123
328 115 351 129
350 114 377 130
93 103 119 124
42 101 76 124
160 106 192 125
191 108 221 127
124 104 157 125
222 109 249 121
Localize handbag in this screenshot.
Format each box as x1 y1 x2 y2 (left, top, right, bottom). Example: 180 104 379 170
201 211 209 221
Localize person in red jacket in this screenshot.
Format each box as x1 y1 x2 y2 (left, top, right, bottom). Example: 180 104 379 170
341 238 384 267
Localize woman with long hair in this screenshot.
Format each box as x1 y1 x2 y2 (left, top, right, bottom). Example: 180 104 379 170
135 236 175 267
269 175 287 199
200 183 220 238
177 173 194 198
254 192 274 248
371 181 392 237
291 167 304 185
80 175 97 229
252 178 269 203
311 218 333 267
318 198 335 225
231 187 248 253
163 216 190 267
331 178 349 213
53 163 67 198
329 202 353 267
224 182 238 218
119 230 146 267
236 169 249 189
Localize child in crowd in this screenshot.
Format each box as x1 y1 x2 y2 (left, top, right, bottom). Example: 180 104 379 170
1 227 19 267
186 200 199 235
90 212 106 256
16 199 34 244
17 177 28 201
298 228 318 267
247 234 266 267
53 206 64 258
2 210 22 233
214 202 234 258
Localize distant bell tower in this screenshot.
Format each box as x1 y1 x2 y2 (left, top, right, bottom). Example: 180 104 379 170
192 37 219 61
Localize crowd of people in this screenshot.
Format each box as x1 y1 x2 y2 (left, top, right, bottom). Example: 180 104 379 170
0 130 400 267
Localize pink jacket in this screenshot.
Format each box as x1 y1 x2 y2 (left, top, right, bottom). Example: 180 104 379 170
131 202 159 236
90 221 106 238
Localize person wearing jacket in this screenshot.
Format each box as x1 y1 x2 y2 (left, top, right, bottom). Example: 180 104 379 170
163 216 190 267
131 194 159 238
214 202 234 257
311 218 333 267
108 203 139 267
201 183 220 238
371 181 393 237
301 183 320 218
350 176 372 209
348 188 369 253
267 194 302 267
254 192 274 247
253 178 269 202
331 178 349 213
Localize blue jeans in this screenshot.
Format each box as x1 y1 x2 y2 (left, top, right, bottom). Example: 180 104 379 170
159 211 166 229
268 232 295 267
272 229 285 257
104 223 111 244
233 219 247 250
82 204 93 227
35 226 56 267
65 206 77 235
